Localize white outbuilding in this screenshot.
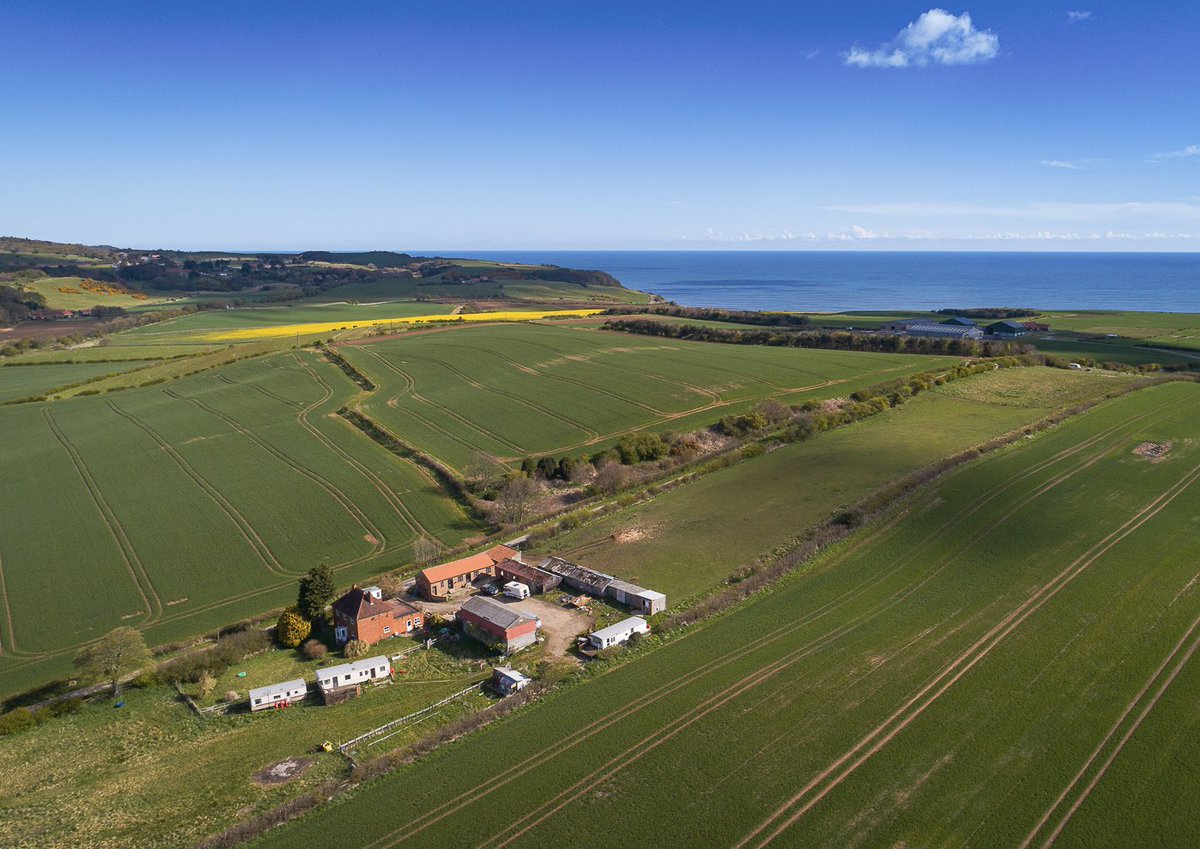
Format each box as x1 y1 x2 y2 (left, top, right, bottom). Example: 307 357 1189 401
588 616 650 651
248 678 307 712
316 656 391 693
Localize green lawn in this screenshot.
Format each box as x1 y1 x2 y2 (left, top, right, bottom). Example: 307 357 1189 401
251 380 1200 849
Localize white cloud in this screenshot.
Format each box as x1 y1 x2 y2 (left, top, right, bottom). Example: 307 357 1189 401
1067 11 1092 22
1155 144 1200 159
1038 159 1082 169
827 200 1200 222
844 9 999 68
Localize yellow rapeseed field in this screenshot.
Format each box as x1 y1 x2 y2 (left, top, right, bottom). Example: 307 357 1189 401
197 309 603 341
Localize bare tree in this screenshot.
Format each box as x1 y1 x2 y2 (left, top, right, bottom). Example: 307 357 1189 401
412 534 445 567
493 476 540 525
756 398 792 425
594 462 629 496
464 450 500 489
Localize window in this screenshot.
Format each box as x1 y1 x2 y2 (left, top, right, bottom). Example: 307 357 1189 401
383 626 391 634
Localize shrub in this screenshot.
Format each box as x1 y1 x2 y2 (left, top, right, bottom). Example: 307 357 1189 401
344 639 369 659
224 690 240 703
615 431 669 464
302 639 328 660
0 707 37 737
276 608 311 648
197 670 217 699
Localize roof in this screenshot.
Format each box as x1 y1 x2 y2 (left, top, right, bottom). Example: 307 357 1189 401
904 323 982 336
248 678 306 700
494 558 558 584
332 588 420 622
419 544 518 585
941 316 977 326
317 656 390 681
493 666 531 684
542 557 614 590
460 595 536 631
591 617 647 641
988 320 1028 331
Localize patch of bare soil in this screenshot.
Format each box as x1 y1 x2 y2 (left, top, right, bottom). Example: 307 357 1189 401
252 757 313 787
1133 441 1172 460
613 524 659 544
363 534 379 545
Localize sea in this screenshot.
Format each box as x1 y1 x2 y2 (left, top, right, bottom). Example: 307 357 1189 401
451 251 1200 313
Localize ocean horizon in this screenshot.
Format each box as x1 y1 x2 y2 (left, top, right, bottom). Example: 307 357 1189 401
440 250 1200 313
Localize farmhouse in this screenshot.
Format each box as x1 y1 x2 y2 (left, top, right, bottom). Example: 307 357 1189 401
985 320 1030 338
458 596 539 653
587 616 650 651
543 557 669 614
316 656 391 696
494 558 562 595
332 587 423 646
491 666 531 696
903 323 985 341
248 679 307 712
417 544 521 601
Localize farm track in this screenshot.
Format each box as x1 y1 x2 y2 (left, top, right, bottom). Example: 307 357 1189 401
0 553 39 658
357 399 1167 849
290 352 432 541
42 408 162 625
214 372 304 410
733 460 1200 849
472 414 1168 849
105 399 290 577
162 388 388 557
1020 598 1200 849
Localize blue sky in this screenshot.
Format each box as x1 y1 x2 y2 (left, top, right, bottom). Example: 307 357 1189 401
1 1 1197 250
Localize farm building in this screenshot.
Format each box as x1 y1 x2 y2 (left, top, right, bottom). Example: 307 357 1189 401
458 596 539 653
903 323 985 340
491 666 531 696
940 316 977 326
332 587 424 646
417 544 521 601
494 558 561 594
543 557 669 614
1024 320 1050 331
880 320 916 333
248 679 307 712
986 320 1030 338
588 617 650 650
316 656 391 695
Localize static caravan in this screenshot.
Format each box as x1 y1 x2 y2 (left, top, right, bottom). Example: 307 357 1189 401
249 678 307 712
316 656 391 693
588 616 650 651
492 666 531 696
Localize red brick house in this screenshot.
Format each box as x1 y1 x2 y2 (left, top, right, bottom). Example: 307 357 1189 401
332 588 424 646
416 544 520 601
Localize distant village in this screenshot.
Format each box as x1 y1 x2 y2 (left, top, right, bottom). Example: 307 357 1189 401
248 544 666 714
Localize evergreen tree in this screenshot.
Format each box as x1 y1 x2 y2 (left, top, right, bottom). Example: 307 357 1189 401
297 562 336 624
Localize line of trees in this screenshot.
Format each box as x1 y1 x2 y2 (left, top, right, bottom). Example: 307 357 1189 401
603 317 1017 358
602 304 813 327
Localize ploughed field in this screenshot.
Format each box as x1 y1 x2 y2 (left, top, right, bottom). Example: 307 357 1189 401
0 351 477 697
256 381 1200 849
342 322 958 470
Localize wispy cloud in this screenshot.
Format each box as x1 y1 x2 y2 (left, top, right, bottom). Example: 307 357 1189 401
1066 10 1092 23
844 9 999 68
1154 144 1200 159
1038 159 1083 170
826 200 1200 222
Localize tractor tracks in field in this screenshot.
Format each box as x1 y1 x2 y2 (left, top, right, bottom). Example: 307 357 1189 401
732 460 1200 849
161 389 387 559
1020 598 1200 849
356 403 1165 849
42 408 163 626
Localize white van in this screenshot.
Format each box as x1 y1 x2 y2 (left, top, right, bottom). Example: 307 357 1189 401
502 581 530 600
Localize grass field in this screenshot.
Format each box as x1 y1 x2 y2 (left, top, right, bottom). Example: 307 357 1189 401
345 322 959 471
538 367 1139 602
313 274 652 306
0 351 479 697
0 642 492 849
14 276 174 310
1036 310 1200 349
252 380 1200 849
0 360 155 402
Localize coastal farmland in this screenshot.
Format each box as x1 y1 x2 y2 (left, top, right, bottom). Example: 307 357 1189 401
343 322 958 470
255 380 1200 849
0 351 477 696
542 367 1139 601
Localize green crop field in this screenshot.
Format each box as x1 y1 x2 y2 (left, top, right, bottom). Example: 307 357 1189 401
0 351 479 697
540 367 1140 602
343 322 960 470
1036 310 1200 349
253 380 1200 849
13 276 176 310
0 361 155 402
